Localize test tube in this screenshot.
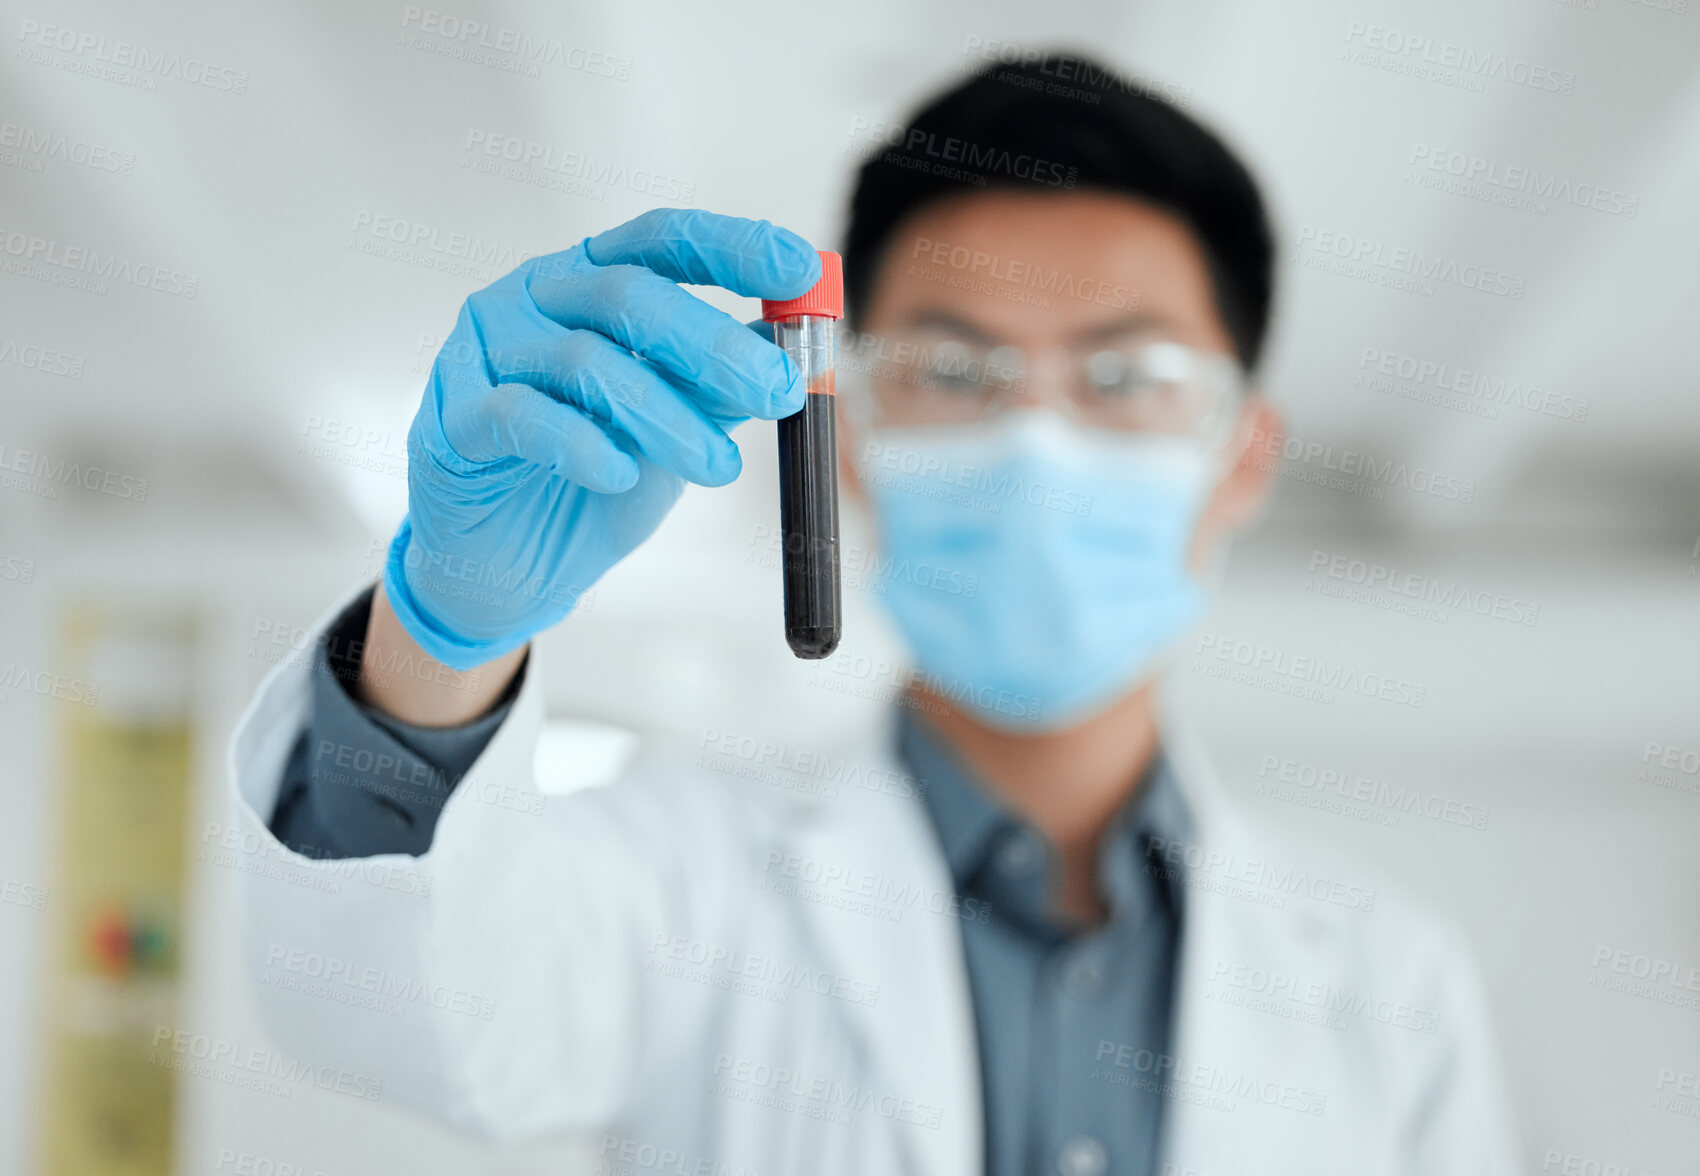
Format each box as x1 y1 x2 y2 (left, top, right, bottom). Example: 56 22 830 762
762 250 843 660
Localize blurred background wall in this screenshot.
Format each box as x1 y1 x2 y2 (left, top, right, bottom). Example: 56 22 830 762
1 0 1696 1172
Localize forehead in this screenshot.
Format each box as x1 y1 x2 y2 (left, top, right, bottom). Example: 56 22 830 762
861 189 1232 353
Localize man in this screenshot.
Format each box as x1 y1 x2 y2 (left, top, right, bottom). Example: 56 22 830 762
231 55 1519 1175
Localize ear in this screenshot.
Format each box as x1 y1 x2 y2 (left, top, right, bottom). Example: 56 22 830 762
1196 394 1283 540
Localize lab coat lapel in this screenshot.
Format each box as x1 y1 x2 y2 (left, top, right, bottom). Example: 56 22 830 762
780 720 984 1176
1157 720 1358 1173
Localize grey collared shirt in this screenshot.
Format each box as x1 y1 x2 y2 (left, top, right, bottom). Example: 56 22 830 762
899 709 1192 1176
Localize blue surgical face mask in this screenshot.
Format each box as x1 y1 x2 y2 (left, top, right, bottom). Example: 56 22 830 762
858 412 1218 732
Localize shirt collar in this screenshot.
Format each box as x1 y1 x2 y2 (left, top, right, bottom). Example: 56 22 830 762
896 707 1194 931
897 708 1011 888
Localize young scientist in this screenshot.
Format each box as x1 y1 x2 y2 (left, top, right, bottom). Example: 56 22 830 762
230 56 1519 1175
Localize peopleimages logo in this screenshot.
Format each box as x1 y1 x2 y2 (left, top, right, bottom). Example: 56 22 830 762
462 130 696 203
903 236 1139 310
1640 741 1699 797
746 525 978 601
0 443 149 502
1296 225 1526 301
1307 549 1541 626
150 1024 382 1101
858 438 1095 517
758 848 992 925
0 336 85 380
1257 755 1492 831
1092 1041 1329 1115
1246 429 1475 504
957 36 1196 109
1356 346 1589 424
14 19 252 93
1193 632 1427 709
1407 144 1638 219
1206 959 1441 1034
0 663 100 705
397 7 631 79
696 725 929 803
348 210 536 279
647 932 882 1008
263 943 497 1020
849 115 1079 189
710 1053 944 1129
0 553 35 584
1341 21 1577 96
0 120 136 175
1144 836 1378 913
1 879 50 911
0 226 199 298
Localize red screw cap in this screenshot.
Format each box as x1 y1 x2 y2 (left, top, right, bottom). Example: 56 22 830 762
762 250 843 322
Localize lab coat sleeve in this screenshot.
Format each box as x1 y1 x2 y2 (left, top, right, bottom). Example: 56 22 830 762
269 586 519 859
1401 916 1524 1174
227 628 747 1141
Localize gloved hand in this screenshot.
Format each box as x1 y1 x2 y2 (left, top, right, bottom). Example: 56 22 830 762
382 208 822 670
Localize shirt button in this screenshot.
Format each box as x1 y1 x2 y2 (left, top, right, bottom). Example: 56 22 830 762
1056 1134 1108 1176
1063 955 1104 997
997 832 1040 876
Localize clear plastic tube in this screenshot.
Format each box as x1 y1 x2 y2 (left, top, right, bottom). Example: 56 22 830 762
773 313 840 658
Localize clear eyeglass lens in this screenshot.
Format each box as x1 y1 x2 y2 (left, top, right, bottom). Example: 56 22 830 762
866 335 1244 442
1074 342 1236 437
869 338 1000 425
985 344 1024 388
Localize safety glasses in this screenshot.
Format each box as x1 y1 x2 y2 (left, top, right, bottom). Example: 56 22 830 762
837 328 1249 451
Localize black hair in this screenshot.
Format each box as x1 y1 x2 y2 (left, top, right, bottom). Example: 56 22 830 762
843 52 1276 370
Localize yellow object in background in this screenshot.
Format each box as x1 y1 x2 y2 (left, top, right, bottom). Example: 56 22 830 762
38 609 194 1176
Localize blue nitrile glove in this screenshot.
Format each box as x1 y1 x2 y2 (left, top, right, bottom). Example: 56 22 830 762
383 208 821 670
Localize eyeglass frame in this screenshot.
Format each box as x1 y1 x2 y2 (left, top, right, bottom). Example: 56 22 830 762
834 326 1254 452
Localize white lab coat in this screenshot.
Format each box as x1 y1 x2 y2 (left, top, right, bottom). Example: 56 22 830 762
227 590 1521 1176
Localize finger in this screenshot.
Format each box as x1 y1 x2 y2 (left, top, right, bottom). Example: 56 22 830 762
490 327 746 487
526 264 806 421
581 208 820 301
434 363 639 493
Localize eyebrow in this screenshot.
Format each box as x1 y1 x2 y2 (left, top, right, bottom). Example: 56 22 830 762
893 309 1003 343
1067 313 1180 346
890 308 1182 347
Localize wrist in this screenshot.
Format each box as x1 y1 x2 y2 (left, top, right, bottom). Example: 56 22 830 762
360 576 529 727
382 518 529 672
